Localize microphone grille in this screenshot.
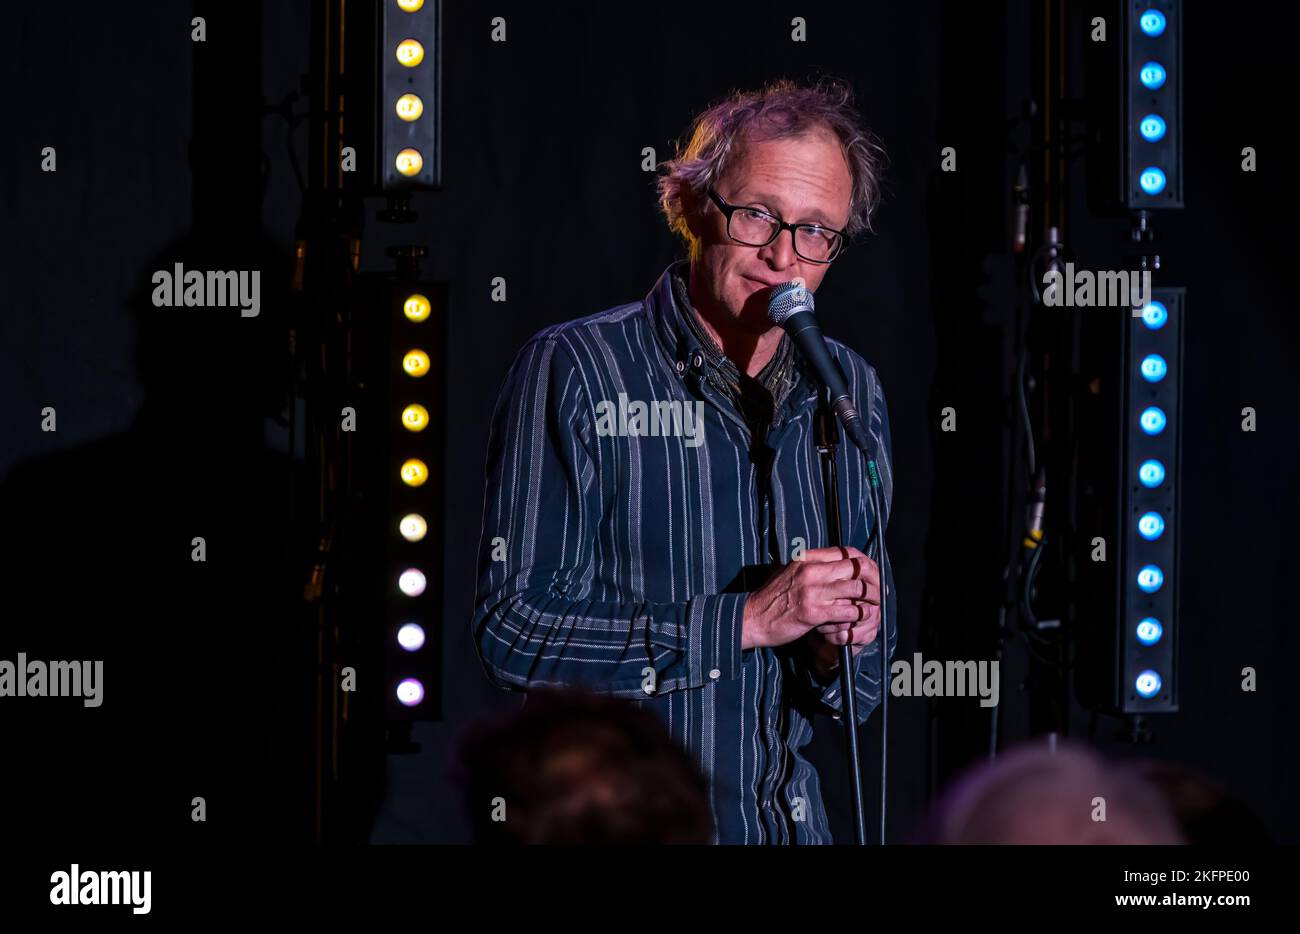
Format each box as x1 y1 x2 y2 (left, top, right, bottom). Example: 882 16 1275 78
766 281 815 324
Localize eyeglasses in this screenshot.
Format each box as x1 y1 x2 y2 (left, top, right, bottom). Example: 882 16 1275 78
706 187 847 264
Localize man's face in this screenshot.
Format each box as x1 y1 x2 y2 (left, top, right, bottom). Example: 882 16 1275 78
688 130 853 335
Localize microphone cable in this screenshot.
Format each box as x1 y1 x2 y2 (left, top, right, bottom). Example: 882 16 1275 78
866 459 889 844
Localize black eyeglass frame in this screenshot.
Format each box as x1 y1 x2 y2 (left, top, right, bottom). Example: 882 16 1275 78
706 187 849 264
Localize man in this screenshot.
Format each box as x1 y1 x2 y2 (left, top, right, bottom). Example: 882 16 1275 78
471 78 896 843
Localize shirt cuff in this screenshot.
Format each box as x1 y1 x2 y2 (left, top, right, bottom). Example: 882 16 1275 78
688 592 746 687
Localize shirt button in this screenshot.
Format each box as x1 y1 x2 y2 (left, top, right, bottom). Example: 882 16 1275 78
708 668 721 680
691 352 704 369
675 360 686 374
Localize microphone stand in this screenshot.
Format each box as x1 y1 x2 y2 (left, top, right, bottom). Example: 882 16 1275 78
813 390 866 845
813 385 889 846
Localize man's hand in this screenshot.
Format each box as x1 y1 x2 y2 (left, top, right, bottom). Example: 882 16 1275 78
807 623 874 685
741 546 881 652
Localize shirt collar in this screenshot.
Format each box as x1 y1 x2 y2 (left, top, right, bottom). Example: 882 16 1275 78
646 260 822 419
647 259 711 380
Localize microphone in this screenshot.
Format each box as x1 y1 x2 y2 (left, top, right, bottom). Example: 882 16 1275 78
767 281 872 454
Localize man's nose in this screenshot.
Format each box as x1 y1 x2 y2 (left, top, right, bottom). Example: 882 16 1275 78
756 229 799 269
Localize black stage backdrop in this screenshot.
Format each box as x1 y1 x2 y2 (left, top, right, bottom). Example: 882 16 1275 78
0 0 1295 846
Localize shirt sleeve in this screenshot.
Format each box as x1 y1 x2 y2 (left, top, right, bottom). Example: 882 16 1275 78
470 334 746 699
789 359 899 726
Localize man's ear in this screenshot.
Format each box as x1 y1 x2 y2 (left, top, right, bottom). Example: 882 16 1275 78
681 188 706 240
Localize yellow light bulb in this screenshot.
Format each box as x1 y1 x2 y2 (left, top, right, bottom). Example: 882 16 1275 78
403 349 429 377
399 513 428 542
397 0 424 11
395 39 424 67
402 404 429 432
400 458 428 487
403 293 430 322
395 148 423 177
395 93 424 122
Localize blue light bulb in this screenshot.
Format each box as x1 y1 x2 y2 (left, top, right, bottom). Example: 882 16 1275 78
1140 61 1167 90
1140 406 1167 435
1142 301 1168 329
1140 166 1167 195
1141 354 1168 382
1140 10 1167 38
1136 618 1163 646
1139 114 1167 142
1137 564 1164 593
1138 459 1166 488
1135 669 1162 698
1138 511 1165 541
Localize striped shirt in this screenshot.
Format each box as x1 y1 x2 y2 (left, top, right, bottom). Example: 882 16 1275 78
471 258 898 844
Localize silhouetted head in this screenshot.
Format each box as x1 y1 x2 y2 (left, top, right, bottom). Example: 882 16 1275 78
1134 758 1272 845
915 739 1185 844
455 688 713 844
